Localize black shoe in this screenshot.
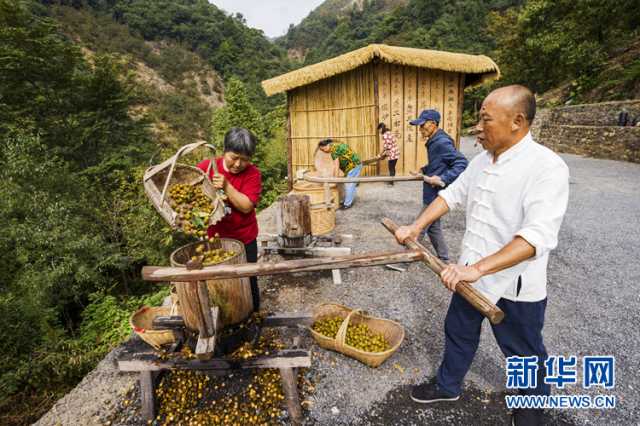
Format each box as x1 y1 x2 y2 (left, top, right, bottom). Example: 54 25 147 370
340 204 352 210
512 408 543 426
410 380 460 404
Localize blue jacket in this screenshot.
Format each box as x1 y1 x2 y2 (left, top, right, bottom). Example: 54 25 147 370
421 129 468 204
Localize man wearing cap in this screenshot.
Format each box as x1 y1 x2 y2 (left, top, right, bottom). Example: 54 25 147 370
396 85 570 426
410 109 468 263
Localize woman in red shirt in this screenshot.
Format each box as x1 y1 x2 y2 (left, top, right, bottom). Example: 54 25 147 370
197 128 262 311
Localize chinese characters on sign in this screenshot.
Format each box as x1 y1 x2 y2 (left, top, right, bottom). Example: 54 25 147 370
506 355 615 389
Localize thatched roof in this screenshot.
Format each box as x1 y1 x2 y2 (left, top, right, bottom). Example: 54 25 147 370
262 44 500 96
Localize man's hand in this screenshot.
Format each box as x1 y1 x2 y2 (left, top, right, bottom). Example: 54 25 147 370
211 174 227 191
423 175 445 188
394 224 420 244
439 264 483 292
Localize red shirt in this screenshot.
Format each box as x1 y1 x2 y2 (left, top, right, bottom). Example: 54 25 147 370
196 157 262 244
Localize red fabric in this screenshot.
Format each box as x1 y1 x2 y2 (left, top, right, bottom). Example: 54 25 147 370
196 157 262 244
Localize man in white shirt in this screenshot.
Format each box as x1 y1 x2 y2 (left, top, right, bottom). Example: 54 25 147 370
395 85 569 426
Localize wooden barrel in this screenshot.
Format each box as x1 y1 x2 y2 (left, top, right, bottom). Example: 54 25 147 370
292 179 338 236
170 239 254 330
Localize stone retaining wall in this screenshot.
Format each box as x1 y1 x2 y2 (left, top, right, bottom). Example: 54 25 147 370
534 124 640 163
543 99 640 126
532 99 640 163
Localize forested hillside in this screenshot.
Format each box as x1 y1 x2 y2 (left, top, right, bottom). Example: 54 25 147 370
1 0 639 424
0 1 288 424
280 0 640 106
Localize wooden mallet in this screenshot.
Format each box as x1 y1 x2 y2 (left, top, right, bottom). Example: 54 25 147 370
381 218 505 324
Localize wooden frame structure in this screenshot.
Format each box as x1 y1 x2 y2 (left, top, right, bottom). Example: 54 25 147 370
262 44 500 183
118 313 314 424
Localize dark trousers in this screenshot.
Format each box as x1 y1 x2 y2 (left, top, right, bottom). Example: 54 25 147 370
244 240 259 311
388 159 398 177
420 218 449 262
436 292 550 397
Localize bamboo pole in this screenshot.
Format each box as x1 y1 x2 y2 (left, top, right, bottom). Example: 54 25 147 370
142 250 424 282
303 173 423 183
380 218 505 325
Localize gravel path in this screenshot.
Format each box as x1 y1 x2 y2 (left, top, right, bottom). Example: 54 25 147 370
36 137 639 425
260 136 639 425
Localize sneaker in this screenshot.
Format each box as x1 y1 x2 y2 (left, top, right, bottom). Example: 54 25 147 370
340 204 353 210
512 408 543 426
410 379 460 404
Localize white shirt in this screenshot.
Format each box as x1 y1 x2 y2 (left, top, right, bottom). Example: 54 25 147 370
439 132 569 303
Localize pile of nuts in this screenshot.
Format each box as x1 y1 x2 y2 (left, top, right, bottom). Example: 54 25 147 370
313 316 390 353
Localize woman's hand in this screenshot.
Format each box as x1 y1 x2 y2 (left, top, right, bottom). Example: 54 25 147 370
211 174 227 191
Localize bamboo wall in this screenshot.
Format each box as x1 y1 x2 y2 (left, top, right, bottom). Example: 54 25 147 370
376 64 464 175
288 62 465 178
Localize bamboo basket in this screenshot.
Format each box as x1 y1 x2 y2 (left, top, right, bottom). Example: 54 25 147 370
309 302 405 368
143 141 225 228
292 173 338 236
130 305 176 350
170 239 254 328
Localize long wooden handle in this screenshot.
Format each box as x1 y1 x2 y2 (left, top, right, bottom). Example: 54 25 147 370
303 173 423 184
381 218 504 325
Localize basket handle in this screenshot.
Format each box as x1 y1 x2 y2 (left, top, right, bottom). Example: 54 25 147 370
158 141 217 206
335 309 362 352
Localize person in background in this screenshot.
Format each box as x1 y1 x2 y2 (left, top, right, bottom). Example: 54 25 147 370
377 122 400 186
197 127 262 311
410 109 468 263
317 139 362 209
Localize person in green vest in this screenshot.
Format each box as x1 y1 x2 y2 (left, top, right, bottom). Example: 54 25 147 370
317 139 362 209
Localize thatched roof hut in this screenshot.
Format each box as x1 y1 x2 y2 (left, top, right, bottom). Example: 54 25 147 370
262 44 500 180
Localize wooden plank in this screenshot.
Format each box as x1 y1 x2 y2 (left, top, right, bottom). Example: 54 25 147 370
280 367 303 426
456 74 466 149
261 313 314 328
430 70 445 132
142 250 425 282
416 68 431 168
118 349 312 372
443 72 460 143
139 371 157 421
390 64 404 174
403 66 418 173
287 93 293 190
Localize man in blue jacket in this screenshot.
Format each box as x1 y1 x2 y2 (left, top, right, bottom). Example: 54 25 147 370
410 109 468 262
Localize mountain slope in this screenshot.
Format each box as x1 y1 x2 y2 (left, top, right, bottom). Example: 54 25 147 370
278 0 523 65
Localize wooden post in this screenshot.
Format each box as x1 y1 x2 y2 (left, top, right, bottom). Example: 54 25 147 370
279 367 303 426
287 92 293 191
278 194 312 248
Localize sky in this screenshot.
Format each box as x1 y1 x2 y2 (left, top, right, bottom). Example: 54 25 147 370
209 0 326 39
